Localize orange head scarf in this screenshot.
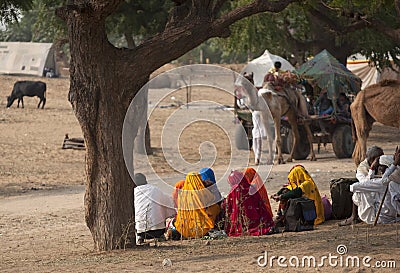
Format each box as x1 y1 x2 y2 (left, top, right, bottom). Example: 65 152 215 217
172 180 185 208
244 167 273 219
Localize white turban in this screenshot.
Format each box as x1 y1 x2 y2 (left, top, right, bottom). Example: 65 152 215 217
379 155 394 167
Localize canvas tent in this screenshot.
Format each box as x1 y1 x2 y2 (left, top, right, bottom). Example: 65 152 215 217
0 42 57 77
347 54 400 89
241 49 295 87
296 49 361 100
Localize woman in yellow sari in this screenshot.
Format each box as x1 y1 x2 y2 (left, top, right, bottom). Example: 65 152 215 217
175 172 220 238
272 165 324 225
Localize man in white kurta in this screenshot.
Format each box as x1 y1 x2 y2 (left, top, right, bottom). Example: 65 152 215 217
134 173 176 245
252 110 266 165
355 146 384 183
351 155 399 224
339 146 384 226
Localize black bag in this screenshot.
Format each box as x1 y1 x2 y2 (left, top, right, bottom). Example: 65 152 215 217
284 197 316 232
330 178 358 220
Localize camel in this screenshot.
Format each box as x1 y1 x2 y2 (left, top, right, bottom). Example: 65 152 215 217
242 72 316 164
351 79 400 166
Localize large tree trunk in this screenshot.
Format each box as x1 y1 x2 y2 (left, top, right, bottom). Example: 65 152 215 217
59 3 148 250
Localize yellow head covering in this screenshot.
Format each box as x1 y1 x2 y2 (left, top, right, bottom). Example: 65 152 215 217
286 165 324 225
175 172 220 238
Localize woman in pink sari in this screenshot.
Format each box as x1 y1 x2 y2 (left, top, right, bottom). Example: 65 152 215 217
222 170 274 237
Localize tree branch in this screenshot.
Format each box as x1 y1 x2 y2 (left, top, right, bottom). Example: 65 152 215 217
127 0 299 76
56 0 123 21
307 3 369 35
369 18 400 44
191 0 213 18
90 0 123 17
316 0 399 44
396 0 400 17
212 0 228 15
281 17 313 53
216 0 298 28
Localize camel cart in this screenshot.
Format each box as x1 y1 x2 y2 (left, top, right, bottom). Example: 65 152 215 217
234 50 362 160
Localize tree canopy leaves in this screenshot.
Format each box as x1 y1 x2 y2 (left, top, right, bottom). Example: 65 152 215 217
0 0 32 25
216 0 400 67
1 0 399 68
0 0 65 42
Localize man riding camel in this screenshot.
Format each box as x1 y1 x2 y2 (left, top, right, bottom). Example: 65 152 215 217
263 61 286 91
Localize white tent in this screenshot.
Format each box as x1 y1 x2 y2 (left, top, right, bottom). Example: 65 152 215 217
0 42 57 77
347 54 400 89
242 49 295 87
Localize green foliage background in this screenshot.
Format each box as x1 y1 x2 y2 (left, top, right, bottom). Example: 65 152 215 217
0 0 399 67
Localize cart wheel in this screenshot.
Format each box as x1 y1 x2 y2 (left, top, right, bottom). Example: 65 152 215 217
332 124 354 158
286 126 310 160
235 123 250 150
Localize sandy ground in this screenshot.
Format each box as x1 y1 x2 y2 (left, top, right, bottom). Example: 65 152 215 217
0 74 400 272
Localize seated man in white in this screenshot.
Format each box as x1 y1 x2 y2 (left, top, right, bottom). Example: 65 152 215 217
351 154 399 224
356 145 384 183
134 173 176 245
339 145 383 226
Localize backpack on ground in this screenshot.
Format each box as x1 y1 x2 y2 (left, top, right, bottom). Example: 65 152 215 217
321 194 332 221
284 197 316 232
329 178 358 220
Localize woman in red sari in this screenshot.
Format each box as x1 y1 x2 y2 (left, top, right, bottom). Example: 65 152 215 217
244 167 273 220
222 170 274 236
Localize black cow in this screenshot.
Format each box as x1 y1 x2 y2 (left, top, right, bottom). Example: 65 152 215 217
6 81 47 109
